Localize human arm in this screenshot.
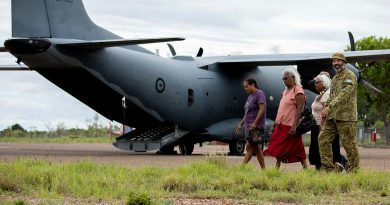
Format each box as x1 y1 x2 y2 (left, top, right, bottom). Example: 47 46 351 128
251 103 265 130
290 93 305 135
235 117 245 134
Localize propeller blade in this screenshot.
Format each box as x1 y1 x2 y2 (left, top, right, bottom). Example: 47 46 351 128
346 63 362 82
348 31 356 51
359 62 375 73
167 43 176 56
196 47 203 57
360 79 383 94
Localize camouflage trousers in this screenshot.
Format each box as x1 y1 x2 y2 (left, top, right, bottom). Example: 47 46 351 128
318 120 359 172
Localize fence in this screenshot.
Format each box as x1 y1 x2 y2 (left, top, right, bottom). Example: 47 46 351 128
301 127 389 148
357 127 389 148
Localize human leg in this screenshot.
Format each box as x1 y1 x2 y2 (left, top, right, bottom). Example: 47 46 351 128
332 134 342 163
301 159 308 169
276 159 281 169
252 145 265 169
336 121 359 172
318 120 337 171
309 125 321 168
243 143 253 164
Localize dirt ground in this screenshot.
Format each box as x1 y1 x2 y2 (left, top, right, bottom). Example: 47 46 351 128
0 143 389 171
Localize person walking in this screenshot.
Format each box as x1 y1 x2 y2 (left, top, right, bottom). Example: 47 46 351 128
319 52 359 172
264 68 307 169
236 78 266 170
309 73 347 170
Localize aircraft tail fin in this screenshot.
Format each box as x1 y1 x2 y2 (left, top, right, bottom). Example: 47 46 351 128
12 0 118 40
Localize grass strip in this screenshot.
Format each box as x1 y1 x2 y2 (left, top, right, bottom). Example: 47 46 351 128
0 155 389 204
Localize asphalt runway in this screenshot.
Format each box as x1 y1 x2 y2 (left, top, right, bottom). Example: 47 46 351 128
0 143 389 171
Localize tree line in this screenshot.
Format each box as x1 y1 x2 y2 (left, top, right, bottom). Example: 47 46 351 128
0 114 120 138
352 36 390 144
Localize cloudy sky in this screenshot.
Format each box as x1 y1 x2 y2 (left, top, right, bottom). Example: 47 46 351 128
0 0 389 130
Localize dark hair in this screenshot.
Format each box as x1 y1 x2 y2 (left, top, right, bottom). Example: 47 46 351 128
244 78 259 89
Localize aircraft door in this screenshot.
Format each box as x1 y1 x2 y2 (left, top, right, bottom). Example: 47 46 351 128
198 78 218 126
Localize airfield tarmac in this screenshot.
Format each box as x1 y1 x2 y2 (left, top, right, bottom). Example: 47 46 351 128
0 143 389 171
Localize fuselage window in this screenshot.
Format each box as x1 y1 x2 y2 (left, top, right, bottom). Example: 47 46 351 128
188 89 194 106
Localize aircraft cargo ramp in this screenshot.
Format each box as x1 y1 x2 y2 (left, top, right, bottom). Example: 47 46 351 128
113 125 190 153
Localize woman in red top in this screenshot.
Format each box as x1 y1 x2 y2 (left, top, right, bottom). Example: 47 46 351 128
263 68 308 169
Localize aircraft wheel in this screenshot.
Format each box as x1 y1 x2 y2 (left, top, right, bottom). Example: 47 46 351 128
157 145 176 155
179 143 194 155
229 140 245 156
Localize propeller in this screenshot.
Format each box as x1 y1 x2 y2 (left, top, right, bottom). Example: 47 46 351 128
167 43 204 57
360 79 383 94
167 43 176 56
348 31 356 51
347 31 383 94
196 47 203 57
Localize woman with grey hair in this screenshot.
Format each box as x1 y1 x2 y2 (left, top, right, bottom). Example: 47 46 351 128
282 68 302 87
264 67 307 169
309 73 347 170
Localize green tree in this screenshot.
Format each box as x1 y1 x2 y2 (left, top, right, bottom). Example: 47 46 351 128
11 124 26 132
353 36 390 144
0 124 27 138
56 122 66 137
85 114 107 137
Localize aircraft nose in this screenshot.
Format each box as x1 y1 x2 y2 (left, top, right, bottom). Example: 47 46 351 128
4 38 51 55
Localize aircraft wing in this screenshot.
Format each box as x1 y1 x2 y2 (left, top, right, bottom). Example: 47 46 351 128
57 37 185 49
217 50 390 67
0 47 6 52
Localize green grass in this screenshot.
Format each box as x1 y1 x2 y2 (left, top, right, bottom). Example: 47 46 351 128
0 136 112 144
0 157 389 204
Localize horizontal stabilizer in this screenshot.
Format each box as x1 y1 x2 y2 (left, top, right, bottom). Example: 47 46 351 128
0 65 31 71
0 47 7 52
57 37 185 49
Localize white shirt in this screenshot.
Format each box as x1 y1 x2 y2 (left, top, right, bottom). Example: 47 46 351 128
311 89 330 125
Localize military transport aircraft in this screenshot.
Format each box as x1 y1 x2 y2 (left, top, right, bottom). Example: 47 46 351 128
1 0 390 155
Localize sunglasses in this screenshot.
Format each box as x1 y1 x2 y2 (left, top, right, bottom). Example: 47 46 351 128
282 77 290 81
315 81 322 84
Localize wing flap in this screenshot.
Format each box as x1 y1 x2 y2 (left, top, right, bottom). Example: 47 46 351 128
56 37 185 49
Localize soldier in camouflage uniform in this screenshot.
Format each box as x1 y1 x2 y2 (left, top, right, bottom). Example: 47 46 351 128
318 52 359 172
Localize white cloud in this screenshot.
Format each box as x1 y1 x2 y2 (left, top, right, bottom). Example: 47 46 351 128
1 0 389 130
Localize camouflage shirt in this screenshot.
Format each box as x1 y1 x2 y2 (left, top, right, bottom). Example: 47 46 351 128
325 68 358 121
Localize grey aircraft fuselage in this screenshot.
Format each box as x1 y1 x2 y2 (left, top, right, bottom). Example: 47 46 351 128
19 37 298 130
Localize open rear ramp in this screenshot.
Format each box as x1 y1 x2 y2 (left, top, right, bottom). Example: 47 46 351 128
113 125 190 153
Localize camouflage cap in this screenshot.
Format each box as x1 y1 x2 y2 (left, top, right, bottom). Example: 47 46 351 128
331 52 346 62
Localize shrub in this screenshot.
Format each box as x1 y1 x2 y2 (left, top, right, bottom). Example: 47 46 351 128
126 190 152 205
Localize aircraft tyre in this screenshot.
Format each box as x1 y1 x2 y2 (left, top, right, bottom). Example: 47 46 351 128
179 143 194 155
157 145 177 155
229 140 245 156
